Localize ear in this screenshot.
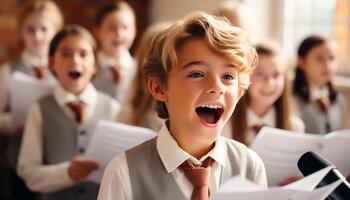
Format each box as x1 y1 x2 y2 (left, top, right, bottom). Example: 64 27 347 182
48 56 56 74
93 27 101 41
147 77 167 102
297 57 305 70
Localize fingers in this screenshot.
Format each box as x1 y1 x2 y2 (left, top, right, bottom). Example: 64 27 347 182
277 175 302 186
69 157 99 181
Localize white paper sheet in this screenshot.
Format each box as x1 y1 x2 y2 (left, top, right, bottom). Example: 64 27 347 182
320 130 350 176
9 71 54 127
251 127 350 186
84 120 157 183
210 166 341 200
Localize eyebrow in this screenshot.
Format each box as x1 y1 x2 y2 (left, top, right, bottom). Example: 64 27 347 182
181 61 237 69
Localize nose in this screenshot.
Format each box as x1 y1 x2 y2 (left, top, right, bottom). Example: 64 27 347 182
206 76 224 95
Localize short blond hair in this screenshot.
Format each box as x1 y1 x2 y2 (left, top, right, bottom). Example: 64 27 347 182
143 11 258 118
19 0 63 32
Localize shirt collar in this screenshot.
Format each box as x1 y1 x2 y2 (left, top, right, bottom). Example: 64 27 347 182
97 50 133 69
247 107 276 128
309 85 329 101
156 123 226 173
21 51 48 68
54 83 97 108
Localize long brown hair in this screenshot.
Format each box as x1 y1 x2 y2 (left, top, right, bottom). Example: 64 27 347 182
128 23 171 126
231 43 292 145
292 35 337 103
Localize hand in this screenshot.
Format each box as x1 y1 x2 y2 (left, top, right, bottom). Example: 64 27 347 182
68 156 99 181
277 175 302 186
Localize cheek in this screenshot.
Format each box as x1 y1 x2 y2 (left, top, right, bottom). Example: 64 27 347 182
247 83 260 97
275 79 285 96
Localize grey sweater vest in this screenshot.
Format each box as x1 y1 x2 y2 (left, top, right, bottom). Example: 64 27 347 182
93 67 118 100
126 137 258 200
38 93 115 200
296 96 347 134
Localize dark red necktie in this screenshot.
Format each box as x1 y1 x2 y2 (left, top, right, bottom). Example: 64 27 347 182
180 157 215 200
109 65 121 85
251 124 264 135
67 100 85 124
33 66 46 80
316 96 330 114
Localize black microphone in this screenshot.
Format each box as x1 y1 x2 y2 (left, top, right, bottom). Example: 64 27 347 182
297 151 350 200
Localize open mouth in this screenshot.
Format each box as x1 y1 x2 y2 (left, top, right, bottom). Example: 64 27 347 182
112 40 124 47
195 104 224 125
68 70 81 80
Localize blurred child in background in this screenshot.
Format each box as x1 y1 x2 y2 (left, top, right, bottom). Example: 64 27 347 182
93 1 137 106
17 25 120 200
119 23 171 131
0 1 63 199
225 42 304 145
293 35 348 134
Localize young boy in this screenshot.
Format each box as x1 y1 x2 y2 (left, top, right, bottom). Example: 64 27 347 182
98 11 267 200
17 25 120 200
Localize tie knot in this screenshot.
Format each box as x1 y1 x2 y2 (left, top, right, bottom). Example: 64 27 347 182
251 124 264 135
180 157 215 200
33 66 46 80
67 100 85 124
109 65 122 85
316 96 330 114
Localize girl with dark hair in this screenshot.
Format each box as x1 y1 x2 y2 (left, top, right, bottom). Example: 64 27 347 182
293 35 348 134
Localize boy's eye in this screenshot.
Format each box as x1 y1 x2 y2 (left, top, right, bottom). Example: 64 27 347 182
187 72 204 78
222 73 235 80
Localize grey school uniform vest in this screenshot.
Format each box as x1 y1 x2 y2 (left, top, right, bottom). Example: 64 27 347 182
126 137 260 200
10 59 30 74
38 93 115 200
93 64 136 104
296 96 347 134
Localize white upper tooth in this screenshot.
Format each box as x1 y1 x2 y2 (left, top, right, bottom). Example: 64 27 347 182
199 104 223 109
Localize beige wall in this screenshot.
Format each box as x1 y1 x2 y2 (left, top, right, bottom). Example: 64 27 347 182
149 0 284 43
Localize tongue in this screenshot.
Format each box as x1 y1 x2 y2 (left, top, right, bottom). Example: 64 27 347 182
200 112 216 124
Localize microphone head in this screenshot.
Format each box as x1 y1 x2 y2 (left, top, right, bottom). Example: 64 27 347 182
297 151 332 176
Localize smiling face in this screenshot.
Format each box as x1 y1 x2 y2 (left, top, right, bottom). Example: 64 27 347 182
298 42 337 88
151 37 241 147
50 35 96 95
248 55 285 114
22 12 57 56
96 10 136 58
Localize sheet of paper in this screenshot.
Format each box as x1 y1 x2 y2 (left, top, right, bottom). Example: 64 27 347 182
283 166 333 190
250 127 322 186
320 129 350 176
9 71 54 127
210 167 341 200
84 120 157 183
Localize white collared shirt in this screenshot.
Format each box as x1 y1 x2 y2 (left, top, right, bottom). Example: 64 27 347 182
98 123 267 200
221 107 305 141
96 50 136 104
17 84 120 193
309 85 330 102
